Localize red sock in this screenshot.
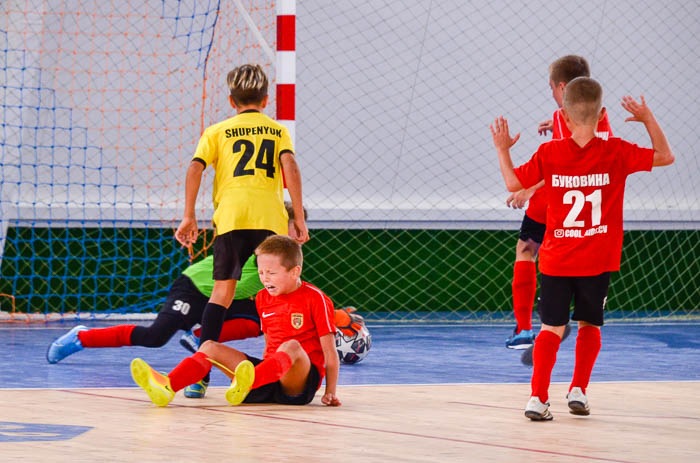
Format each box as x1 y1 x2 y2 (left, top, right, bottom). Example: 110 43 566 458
531 330 561 403
168 352 212 392
570 326 601 394
251 351 293 389
193 319 260 342
512 261 536 332
77 325 135 348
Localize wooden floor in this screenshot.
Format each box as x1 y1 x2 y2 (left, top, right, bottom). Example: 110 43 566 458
2 382 699 462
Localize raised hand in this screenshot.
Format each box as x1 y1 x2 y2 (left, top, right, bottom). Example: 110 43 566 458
490 116 521 151
621 95 653 124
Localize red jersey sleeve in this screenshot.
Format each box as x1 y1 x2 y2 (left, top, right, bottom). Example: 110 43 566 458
552 110 568 140
618 139 654 175
307 286 335 338
514 148 544 189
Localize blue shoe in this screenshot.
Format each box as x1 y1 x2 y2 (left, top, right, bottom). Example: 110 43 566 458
184 379 209 398
47 325 88 363
180 330 200 354
506 328 535 350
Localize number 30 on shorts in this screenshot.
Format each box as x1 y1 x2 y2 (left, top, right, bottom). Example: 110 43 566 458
563 189 601 227
172 299 190 315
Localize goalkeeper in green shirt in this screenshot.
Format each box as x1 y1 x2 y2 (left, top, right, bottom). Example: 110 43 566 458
47 203 306 399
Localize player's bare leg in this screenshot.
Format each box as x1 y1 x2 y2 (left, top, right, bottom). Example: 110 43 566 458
208 279 237 307
189 279 238 398
198 340 249 380
224 339 311 405
276 340 313 396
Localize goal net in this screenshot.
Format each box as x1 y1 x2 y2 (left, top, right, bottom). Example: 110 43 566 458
0 0 277 317
1 0 698 321
296 1 699 321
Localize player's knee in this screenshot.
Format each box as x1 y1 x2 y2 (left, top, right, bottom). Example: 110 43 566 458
278 339 303 359
541 323 567 338
210 280 236 305
516 239 539 261
199 339 218 354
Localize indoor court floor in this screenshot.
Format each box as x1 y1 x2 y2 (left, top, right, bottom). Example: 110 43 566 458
2 321 700 462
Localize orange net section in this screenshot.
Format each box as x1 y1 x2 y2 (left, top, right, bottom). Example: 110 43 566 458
0 1 276 317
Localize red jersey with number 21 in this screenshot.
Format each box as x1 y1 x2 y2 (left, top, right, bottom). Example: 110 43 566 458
514 137 653 276
525 110 612 223
255 281 336 387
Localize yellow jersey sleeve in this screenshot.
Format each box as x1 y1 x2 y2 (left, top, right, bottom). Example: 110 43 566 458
279 126 294 155
193 128 216 166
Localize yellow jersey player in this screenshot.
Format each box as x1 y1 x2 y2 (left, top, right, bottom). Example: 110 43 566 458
174 63 309 358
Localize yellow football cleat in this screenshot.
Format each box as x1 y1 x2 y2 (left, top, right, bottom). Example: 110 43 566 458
225 360 255 406
130 358 175 407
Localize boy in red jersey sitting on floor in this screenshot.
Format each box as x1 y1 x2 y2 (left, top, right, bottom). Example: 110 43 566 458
505 55 612 350
491 77 674 420
130 235 341 407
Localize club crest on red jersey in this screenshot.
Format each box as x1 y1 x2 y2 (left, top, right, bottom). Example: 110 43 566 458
291 313 303 329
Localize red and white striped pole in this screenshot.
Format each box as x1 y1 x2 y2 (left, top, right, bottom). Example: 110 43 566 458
276 0 295 144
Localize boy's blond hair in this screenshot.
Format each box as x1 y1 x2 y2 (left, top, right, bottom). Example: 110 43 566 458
549 55 590 84
563 77 603 125
227 64 268 106
256 235 303 270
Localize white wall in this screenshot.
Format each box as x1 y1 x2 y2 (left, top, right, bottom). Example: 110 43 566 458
1 0 698 232
297 0 700 227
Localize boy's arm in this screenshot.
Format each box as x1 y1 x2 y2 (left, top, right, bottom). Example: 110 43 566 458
506 180 545 209
490 117 524 192
621 96 675 167
175 160 205 247
319 332 341 406
280 152 309 243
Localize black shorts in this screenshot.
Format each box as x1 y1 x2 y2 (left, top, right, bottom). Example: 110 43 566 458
537 272 611 327
519 213 546 244
161 275 261 331
213 229 274 281
242 355 321 405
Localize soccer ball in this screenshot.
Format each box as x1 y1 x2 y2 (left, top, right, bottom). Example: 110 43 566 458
334 307 371 364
